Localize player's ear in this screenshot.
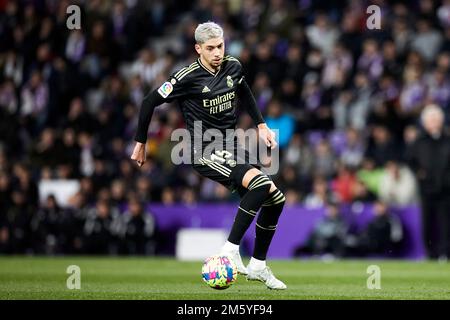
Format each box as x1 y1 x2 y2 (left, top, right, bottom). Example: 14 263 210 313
195 43 202 55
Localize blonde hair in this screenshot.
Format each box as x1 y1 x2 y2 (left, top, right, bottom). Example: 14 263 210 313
194 21 223 44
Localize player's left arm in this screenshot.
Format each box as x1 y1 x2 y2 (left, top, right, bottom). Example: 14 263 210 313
236 78 277 149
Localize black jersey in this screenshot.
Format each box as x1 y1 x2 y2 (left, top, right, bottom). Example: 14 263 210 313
156 55 244 144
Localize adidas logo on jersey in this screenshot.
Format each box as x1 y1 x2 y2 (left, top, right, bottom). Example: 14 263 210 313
202 86 210 93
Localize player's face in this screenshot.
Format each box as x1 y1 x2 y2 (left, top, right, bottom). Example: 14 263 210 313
196 37 225 69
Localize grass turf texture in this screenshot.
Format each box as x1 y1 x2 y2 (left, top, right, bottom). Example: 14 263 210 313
1 257 450 300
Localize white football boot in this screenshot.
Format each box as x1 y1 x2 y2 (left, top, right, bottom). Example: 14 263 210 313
246 265 287 290
221 250 248 275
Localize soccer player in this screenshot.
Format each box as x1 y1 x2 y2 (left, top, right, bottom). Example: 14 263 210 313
131 22 286 290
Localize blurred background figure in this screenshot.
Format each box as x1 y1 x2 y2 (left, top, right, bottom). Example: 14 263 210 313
119 196 156 255
379 160 418 206
82 199 121 254
344 201 404 257
406 105 450 260
294 202 348 259
31 194 70 254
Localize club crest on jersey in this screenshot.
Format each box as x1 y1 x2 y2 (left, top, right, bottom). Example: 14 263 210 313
227 159 237 167
226 75 233 88
158 81 173 98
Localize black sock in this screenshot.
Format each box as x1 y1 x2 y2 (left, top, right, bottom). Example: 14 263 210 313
253 189 285 260
228 174 272 245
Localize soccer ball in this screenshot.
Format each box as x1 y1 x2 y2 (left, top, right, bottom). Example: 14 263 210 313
201 254 237 290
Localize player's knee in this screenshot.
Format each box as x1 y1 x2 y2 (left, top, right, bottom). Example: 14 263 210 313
242 168 262 188
247 173 272 195
263 187 286 208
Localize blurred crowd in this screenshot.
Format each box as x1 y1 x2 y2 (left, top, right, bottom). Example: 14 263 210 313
0 0 449 255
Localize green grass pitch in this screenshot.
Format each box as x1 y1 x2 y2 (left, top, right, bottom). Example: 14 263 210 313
1 257 450 300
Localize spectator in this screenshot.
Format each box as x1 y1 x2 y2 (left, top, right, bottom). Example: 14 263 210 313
64 97 95 134
306 12 340 56
345 201 404 257
66 191 90 254
82 199 121 254
294 202 348 258
283 133 314 180
264 99 295 149
284 189 301 205
304 175 334 209
0 78 18 114
31 195 69 254
351 179 377 203
357 39 383 83
120 196 156 255
2 190 33 253
259 0 295 39
426 68 450 110
406 105 450 259
130 48 168 86
252 72 273 113
283 44 305 84
322 43 353 89
331 164 358 204
312 139 336 179
410 19 443 63
65 30 86 64
379 160 418 206
332 73 373 130
60 128 81 178
12 163 39 209
437 0 450 29
110 179 127 206
20 70 49 135
161 187 176 205
399 63 426 122
365 125 399 167
340 128 365 168
276 165 302 195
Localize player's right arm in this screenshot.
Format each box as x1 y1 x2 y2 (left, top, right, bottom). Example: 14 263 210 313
131 90 166 167
131 67 191 167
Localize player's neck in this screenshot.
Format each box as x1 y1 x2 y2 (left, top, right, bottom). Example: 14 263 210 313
199 56 220 74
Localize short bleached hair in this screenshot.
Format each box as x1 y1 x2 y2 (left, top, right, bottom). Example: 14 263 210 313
194 21 223 44
421 104 444 125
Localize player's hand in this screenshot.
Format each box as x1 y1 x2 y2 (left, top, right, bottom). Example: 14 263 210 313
131 142 147 167
257 123 277 149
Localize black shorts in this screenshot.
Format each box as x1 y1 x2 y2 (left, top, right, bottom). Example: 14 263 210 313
192 144 265 193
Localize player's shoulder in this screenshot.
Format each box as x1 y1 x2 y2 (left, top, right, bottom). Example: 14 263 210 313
171 61 201 82
223 55 241 65
222 55 242 68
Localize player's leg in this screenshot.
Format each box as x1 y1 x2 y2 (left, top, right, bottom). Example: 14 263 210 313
245 172 287 290
252 185 285 262
220 166 287 289
226 168 272 244
192 158 263 274
221 168 272 275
